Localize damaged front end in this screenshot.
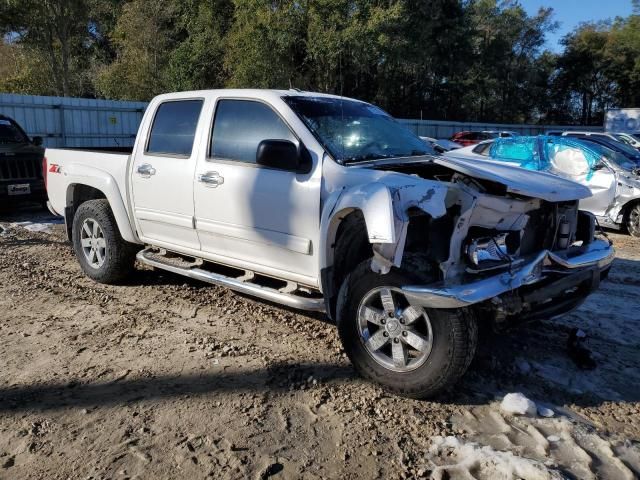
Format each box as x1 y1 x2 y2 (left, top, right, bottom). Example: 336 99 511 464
367 158 615 328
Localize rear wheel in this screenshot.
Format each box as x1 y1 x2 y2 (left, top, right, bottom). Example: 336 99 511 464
337 258 478 399
72 199 138 283
626 203 640 238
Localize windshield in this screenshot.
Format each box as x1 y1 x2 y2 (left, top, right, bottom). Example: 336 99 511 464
0 119 29 144
588 143 638 170
603 138 640 158
282 96 434 163
614 133 634 145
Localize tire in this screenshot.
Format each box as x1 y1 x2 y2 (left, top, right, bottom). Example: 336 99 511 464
626 203 640 238
72 199 138 284
336 258 477 399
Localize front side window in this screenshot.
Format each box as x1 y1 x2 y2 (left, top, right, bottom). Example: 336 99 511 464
147 100 203 156
283 96 434 163
210 99 295 163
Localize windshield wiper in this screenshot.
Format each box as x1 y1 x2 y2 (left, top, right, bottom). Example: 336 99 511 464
343 150 432 165
343 153 395 164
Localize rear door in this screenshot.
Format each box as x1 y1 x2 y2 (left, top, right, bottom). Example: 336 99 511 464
130 98 204 250
193 98 320 284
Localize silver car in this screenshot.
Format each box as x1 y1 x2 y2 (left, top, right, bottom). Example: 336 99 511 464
445 136 640 237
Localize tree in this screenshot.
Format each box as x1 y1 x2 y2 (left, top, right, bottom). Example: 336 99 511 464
555 23 615 125
165 0 233 91
0 0 93 96
95 0 176 100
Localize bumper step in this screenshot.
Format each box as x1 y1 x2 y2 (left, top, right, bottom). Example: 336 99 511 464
136 248 325 312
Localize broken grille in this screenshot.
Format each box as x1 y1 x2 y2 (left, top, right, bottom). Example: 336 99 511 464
0 157 42 180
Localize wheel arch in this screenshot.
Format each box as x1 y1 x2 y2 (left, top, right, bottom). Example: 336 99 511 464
621 197 640 235
318 181 449 320
64 174 138 244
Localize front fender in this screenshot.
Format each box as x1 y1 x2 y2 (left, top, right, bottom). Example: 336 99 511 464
319 180 449 272
64 164 138 244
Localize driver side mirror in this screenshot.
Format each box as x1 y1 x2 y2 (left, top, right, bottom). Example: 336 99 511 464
32 136 43 146
592 161 606 171
256 139 312 174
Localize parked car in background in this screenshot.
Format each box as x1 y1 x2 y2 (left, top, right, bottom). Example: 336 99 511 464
611 132 640 149
562 132 640 165
419 136 461 153
483 130 519 138
43 89 613 398
0 114 45 209
449 131 495 146
449 130 518 147
446 135 640 236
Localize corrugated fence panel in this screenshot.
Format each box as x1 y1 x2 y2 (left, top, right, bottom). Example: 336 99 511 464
0 93 601 148
0 93 147 148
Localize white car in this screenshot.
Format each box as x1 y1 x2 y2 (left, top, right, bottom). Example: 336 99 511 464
44 90 613 398
446 136 640 236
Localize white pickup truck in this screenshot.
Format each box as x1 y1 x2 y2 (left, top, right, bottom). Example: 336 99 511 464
45 89 614 398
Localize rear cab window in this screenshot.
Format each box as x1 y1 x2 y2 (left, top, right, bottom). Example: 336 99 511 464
472 143 491 155
210 99 296 164
147 100 204 156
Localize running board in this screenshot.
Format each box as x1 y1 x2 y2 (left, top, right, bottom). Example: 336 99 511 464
136 249 325 312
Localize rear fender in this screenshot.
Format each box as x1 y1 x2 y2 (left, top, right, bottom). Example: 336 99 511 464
64 164 138 244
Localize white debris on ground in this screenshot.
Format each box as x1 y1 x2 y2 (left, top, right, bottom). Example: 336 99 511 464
500 392 538 416
2 217 64 234
12 219 63 233
443 400 640 480
429 436 563 480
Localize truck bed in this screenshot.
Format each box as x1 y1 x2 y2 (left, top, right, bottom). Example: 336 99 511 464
45 147 132 220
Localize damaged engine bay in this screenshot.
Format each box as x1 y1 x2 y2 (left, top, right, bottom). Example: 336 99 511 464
359 157 613 329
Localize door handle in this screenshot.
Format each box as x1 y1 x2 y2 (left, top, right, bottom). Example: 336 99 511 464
198 171 224 187
137 163 156 178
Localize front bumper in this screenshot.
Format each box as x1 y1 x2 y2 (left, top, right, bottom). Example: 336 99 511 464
402 238 614 309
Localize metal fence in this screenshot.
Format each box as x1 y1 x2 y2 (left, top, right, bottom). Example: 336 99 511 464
0 93 603 148
0 93 147 148
397 119 602 139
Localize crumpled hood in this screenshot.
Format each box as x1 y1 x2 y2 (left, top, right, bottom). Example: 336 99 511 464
437 155 592 202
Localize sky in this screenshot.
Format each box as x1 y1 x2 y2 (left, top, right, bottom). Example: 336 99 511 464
519 0 635 51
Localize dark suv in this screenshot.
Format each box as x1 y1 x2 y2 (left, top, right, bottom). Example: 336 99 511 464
0 114 45 208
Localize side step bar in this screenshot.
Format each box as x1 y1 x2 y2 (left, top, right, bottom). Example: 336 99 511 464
136 249 325 312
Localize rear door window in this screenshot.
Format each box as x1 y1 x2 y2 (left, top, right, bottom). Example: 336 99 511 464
210 99 296 163
147 100 203 156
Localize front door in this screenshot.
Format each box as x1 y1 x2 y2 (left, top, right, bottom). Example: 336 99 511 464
193 98 320 284
130 98 204 250
580 165 617 217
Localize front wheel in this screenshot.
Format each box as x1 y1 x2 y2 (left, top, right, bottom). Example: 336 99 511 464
337 259 477 399
626 203 640 238
72 199 138 284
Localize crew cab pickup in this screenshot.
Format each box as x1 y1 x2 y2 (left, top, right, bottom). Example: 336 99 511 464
45 90 614 398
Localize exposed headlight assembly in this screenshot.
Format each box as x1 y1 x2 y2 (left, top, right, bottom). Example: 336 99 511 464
465 232 520 272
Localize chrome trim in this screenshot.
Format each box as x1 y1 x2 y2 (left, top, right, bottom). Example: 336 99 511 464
136 163 156 177
198 171 224 187
136 249 325 312
402 239 615 309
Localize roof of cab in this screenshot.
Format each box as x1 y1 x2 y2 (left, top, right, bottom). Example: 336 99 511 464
150 88 367 104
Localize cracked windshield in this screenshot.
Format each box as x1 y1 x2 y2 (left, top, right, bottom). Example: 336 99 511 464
284 96 435 163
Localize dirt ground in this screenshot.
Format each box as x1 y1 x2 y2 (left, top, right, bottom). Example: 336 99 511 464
1 206 639 480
